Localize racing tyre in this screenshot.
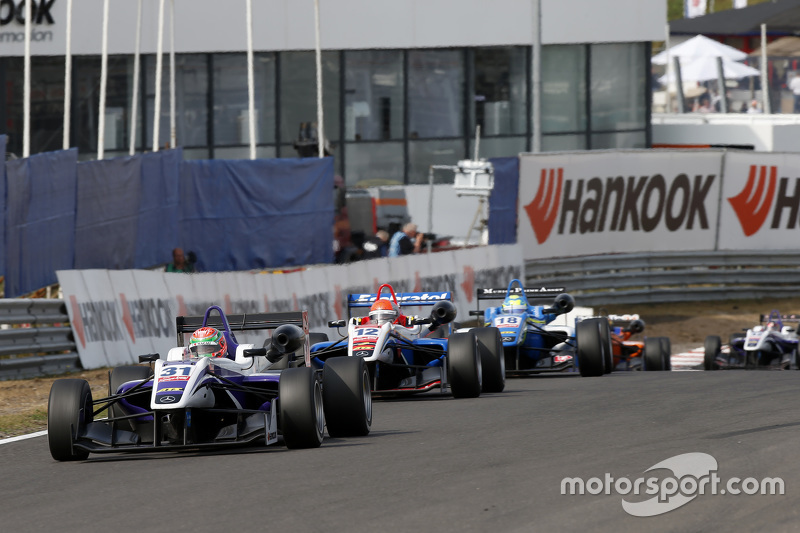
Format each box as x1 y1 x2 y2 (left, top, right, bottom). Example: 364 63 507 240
109 365 151 432
279 367 324 449
644 337 665 371
473 327 505 393
576 318 605 377
599 320 613 373
448 332 483 398
660 337 672 371
322 356 372 438
704 335 721 371
48 379 93 461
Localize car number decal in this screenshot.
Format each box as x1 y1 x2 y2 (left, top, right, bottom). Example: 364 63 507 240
494 316 521 326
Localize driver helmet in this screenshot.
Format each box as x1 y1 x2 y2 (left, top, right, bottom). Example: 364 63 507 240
369 299 398 325
767 321 777 331
188 326 227 358
502 294 527 314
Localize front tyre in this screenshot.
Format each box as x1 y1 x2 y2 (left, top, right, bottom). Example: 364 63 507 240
279 367 324 449
48 379 93 461
644 337 665 371
473 327 505 393
576 318 605 377
660 337 672 371
704 335 721 371
600 320 613 373
322 356 372 437
448 332 482 398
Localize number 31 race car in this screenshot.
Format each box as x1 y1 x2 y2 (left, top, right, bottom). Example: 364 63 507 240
705 310 800 370
310 284 505 398
47 306 372 461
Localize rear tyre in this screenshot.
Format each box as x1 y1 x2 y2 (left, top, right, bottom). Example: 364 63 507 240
473 327 505 393
448 332 483 398
576 318 605 377
660 337 672 371
644 337 665 371
109 365 151 432
48 379 93 461
279 367 324 449
322 357 372 437
704 335 721 371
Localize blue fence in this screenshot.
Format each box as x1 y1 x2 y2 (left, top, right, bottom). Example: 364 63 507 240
1 140 336 297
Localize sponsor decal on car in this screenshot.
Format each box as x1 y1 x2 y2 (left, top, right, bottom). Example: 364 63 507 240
159 375 190 382
502 337 514 343
352 292 449 304
554 355 573 363
156 395 179 404
158 387 184 392
355 351 371 357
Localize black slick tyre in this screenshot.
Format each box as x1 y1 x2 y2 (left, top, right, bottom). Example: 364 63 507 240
48 379 93 461
322 356 372 437
473 327 505 393
704 335 721 371
576 318 605 377
644 337 665 371
279 367 324 449
448 332 483 398
600 320 613 373
660 337 672 371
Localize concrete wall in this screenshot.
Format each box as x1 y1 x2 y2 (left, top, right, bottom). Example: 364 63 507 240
652 116 800 152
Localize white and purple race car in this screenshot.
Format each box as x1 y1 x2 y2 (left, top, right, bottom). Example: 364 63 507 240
705 310 800 370
47 305 372 461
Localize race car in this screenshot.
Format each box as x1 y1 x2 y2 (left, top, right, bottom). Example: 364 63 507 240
47 306 372 461
310 283 504 398
465 279 611 377
607 314 671 371
704 310 800 370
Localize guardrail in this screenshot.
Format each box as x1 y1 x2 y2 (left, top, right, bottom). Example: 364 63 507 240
0 299 79 381
525 250 800 307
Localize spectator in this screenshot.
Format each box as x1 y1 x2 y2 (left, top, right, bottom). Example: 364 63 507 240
167 247 196 273
790 74 800 113
388 223 423 257
361 230 390 259
746 99 763 114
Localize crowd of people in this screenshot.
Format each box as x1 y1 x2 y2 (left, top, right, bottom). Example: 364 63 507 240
335 222 426 264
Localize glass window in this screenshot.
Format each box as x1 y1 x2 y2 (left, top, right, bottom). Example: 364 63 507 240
344 50 403 141
279 51 340 146
542 134 587 152
590 43 646 131
408 139 466 184
214 146 277 160
213 53 276 147
468 136 527 160
144 54 209 149
471 47 527 136
541 45 587 134
344 142 404 187
408 50 464 139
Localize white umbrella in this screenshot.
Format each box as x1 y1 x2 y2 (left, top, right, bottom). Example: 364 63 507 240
652 34 748 65
658 55 760 84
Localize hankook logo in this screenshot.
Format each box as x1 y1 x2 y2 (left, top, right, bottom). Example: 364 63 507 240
524 167 715 244
728 165 777 236
0 0 56 26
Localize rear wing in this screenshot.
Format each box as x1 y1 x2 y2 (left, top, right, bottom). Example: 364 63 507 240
473 287 566 313
759 313 800 324
347 292 450 316
176 308 310 365
607 313 640 324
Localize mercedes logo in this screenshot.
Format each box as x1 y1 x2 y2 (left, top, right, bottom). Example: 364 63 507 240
355 351 371 357
502 337 514 342
160 396 176 403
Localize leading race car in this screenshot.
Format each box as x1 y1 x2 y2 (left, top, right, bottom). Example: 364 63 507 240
47 306 372 461
310 284 504 398
607 314 671 371
465 279 611 377
704 310 800 370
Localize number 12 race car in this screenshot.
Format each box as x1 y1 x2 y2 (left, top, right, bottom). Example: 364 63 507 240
705 310 800 370
467 279 611 377
310 284 505 398
47 306 372 461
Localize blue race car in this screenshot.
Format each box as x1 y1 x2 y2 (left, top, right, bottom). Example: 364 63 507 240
310 283 505 398
467 279 610 377
47 306 372 461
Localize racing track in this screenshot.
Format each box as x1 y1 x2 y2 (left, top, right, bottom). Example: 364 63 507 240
2 371 798 532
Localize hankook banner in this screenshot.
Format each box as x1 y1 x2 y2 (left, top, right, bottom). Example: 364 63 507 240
57 245 524 369
518 151 724 259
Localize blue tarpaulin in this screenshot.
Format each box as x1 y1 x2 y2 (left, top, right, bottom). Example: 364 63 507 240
75 156 142 269
180 157 335 271
488 156 520 245
0 135 5 280
136 150 181 268
5 149 78 296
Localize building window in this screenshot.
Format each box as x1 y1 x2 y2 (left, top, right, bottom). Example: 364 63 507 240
344 50 404 142
213 52 276 148
408 49 464 140
590 43 646 132
470 47 528 138
144 54 209 150
541 45 587 135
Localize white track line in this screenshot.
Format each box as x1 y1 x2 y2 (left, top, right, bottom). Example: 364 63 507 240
0 430 47 445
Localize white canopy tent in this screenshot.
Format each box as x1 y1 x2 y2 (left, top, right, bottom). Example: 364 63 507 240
652 34 748 65
658 54 760 84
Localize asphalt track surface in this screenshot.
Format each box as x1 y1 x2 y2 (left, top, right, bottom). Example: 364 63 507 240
2 371 799 533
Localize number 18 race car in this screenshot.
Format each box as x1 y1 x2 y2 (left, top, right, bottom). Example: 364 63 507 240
309 284 505 398
47 305 372 461
705 310 800 370
466 279 611 377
